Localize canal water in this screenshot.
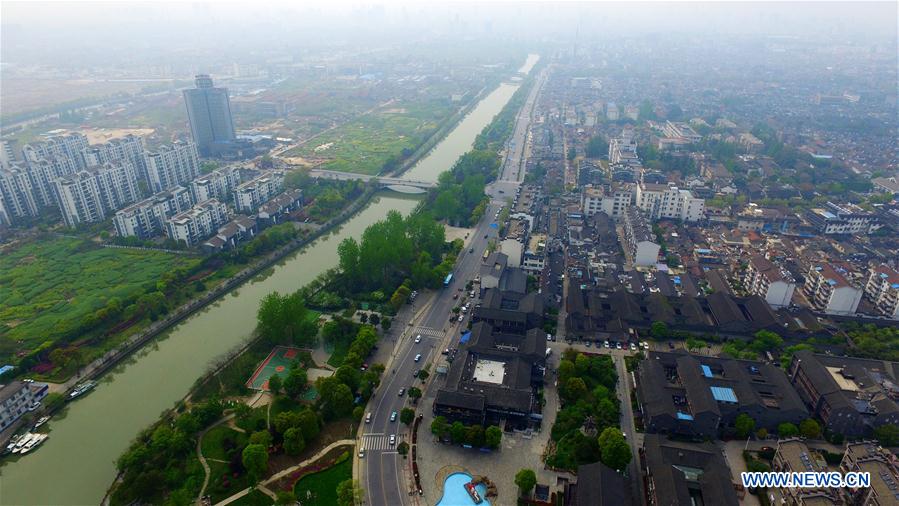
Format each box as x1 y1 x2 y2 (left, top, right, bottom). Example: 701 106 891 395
0 57 533 505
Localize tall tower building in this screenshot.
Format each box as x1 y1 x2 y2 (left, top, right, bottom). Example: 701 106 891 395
182 75 236 157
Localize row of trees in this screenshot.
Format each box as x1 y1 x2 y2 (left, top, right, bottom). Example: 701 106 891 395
317 324 384 420
430 416 503 449
336 210 448 294
256 291 319 348
429 150 501 226
548 351 628 471
112 399 225 504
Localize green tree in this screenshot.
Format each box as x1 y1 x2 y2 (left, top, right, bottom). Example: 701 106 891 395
297 409 320 440
257 292 318 346
283 427 305 455
273 411 302 435
734 414 756 438
450 421 467 444
336 365 362 392
336 479 364 506
874 424 899 446
778 422 799 437
514 468 537 496
485 425 502 449
598 427 632 471
800 419 822 439
242 444 269 483
283 368 308 398
407 387 422 400
275 491 297 505
400 408 415 426
267 374 282 395
431 416 450 438
397 441 409 456
651 321 669 339
352 406 364 422
249 430 272 447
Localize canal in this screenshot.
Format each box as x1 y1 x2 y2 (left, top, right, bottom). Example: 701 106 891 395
0 61 529 505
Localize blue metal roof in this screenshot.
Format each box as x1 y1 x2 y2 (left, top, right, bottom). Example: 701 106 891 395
700 365 713 378
676 412 694 421
710 386 738 403
0 365 14 375
460 331 471 344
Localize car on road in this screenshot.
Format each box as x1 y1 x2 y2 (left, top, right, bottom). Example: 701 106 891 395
414 335 422 343
414 353 422 362
603 340 610 348
615 342 622 350
469 248 474 253
630 343 637 352
668 341 675 349
453 293 459 299
389 434 396 446
365 412 372 423
641 341 650 350
358 448 364 458
457 314 464 322
390 411 397 422
484 234 488 239
413 369 420 378
585 341 592 347
498 189 505 193
442 348 449 355
398 388 405 396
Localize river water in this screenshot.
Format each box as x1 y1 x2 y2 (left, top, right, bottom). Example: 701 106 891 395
0 64 527 505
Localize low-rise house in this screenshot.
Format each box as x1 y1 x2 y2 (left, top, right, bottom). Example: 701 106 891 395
638 351 808 437
803 263 863 315
772 438 840 505
563 461 630 506
864 264 899 319
643 434 739 506
472 289 543 335
256 188 302 225
744 255 796 308
788 350 899 437
202 215 257 252
806 202 880 235
840 440 899 505
1 381 48 432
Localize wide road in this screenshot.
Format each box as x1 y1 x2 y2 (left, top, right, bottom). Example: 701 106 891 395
361 66 546 506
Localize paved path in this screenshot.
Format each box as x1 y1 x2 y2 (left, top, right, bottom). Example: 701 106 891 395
213 439 356 506
196 414 236 503
614 354 646 506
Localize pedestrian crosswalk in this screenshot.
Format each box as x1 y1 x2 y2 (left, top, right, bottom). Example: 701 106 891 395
362 433 402 451
414 327 442 338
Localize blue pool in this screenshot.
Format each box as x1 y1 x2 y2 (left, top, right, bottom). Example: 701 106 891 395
436 472 491 506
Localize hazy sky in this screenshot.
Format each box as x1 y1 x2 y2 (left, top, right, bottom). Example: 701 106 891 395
2 1 896 66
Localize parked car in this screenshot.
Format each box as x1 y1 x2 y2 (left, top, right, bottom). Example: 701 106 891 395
603 340 610 349
359 448 365 458
414 335 422 343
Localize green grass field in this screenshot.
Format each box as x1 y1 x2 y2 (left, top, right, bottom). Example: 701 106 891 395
293 455 352 505
0 237 200 362
284 99 454 175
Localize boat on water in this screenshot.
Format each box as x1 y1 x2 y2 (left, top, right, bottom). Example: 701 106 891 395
4 434 23 454
12 433 36 454
464 482 483 504
34 416 50 428
19 434 48 454
69 380 96 399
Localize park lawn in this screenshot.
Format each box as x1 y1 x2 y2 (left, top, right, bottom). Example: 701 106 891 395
284 98 454 175
201 425 248 462
293 456 352 505
0 237 199 362
207 461 256 504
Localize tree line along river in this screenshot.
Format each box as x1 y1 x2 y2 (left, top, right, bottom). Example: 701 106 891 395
0 78 523 505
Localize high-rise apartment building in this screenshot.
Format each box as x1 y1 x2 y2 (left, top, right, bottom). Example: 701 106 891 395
234 171 284 212
0 166 41 222
26 156 80 207
23 133 89 169
165 198 230 246
82 135 149 187
114 186 193 239
183 75 236 157
54 162 141 227
145 142 201 193
190 165 242 203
